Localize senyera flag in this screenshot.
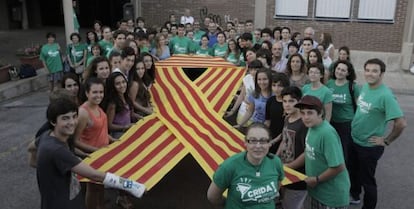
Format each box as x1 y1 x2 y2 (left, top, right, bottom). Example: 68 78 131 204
80 55 307 189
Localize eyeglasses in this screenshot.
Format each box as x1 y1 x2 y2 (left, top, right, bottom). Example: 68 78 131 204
308 71 320 75
246 138 270 145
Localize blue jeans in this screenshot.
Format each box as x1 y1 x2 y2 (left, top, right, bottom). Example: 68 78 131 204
348 141 384 209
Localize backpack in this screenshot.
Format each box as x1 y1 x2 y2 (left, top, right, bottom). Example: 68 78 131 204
19 64 37 79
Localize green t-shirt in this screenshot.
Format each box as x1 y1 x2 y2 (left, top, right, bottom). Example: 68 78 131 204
326 79 360 123
194 46 213 56
66 43 87 64
213 152 284 209
86 56 97 67
40 43 63 73
213 43 228 57
226 52 244 66
193 30 206 44
188 41 199 54
98 39 113 57
302 84 333 105
105 47 121 58
169 36 192 55
305 120 350 207
86 43 97 59
140 46 149 53
351 83 404 147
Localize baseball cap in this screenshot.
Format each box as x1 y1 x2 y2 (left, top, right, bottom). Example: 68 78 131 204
294 95 323 112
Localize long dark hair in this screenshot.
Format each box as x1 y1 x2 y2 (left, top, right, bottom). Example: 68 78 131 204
104 72 134 114
128 58 151 106
86 31 98 45
141 52 156 86
253 68 272 98
332 60 356 81
307 48 323 66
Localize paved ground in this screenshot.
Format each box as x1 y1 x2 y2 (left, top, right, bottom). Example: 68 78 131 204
0 88 413 209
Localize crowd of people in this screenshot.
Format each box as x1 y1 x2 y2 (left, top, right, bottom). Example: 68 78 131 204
34 8 407 209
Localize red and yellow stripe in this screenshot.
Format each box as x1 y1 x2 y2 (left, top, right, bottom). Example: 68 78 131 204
81 56 306 190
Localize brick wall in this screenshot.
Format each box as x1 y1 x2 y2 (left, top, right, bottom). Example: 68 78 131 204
141 0 254 28
141 0 407 52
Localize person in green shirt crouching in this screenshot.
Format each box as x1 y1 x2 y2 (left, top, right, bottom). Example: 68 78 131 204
207 123 284 209
296 95 350 209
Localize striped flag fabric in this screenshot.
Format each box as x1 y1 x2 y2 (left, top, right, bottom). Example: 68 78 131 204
81 56 306 189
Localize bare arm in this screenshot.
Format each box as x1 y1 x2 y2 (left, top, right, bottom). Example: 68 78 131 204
28 139 37 168
304 164 345 188
226 83 246 117
207 182 226 208
264 119 270 128
106 103 130 132
41 61 49 72
81 49 87 66
285 153 305 170
72 162 106 182
324 102 332 122
271 134 282 153
129 81 152 115
369 117 407 146
234 101 254 128
67 54 74 67
328 45 335 60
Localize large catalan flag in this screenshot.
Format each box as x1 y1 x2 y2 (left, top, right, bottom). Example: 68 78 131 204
82 55 306 189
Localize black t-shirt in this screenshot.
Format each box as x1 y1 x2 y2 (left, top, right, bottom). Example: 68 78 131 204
36 133 84 209
279 117 308 190
265 96 284 153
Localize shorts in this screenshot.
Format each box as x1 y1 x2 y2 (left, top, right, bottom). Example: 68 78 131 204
48 71 63 82
304 195 348 209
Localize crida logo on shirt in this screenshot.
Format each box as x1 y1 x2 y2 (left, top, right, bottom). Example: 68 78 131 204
236 178 279 203
305 136 316 160
357 93 371 113
48 50 60 57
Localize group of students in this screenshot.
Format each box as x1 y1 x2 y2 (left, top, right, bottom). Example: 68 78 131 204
206 23 406 208
209 55 406 209
34 33 156 208
35 13 407 209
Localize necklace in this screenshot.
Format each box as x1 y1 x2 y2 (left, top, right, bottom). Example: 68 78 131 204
245 152 263 177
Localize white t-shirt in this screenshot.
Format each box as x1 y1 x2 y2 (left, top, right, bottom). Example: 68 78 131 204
180 16 194 24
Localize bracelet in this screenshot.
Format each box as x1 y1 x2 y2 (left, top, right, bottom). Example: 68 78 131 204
384 140 390 146
316 176 320 184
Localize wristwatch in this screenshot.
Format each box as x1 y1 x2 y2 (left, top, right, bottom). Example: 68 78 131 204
384 140 390 146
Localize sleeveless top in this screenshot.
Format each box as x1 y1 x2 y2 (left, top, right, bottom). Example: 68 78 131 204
80 104 109 148
113 104 131 126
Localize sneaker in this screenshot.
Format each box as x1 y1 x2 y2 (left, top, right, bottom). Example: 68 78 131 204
350 196 361 205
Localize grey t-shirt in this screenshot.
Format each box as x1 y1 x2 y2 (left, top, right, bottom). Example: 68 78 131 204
36 133 84 209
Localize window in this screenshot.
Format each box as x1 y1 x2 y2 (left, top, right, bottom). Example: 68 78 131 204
315 0 351 18
275 0 309 17
358 0 397 20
